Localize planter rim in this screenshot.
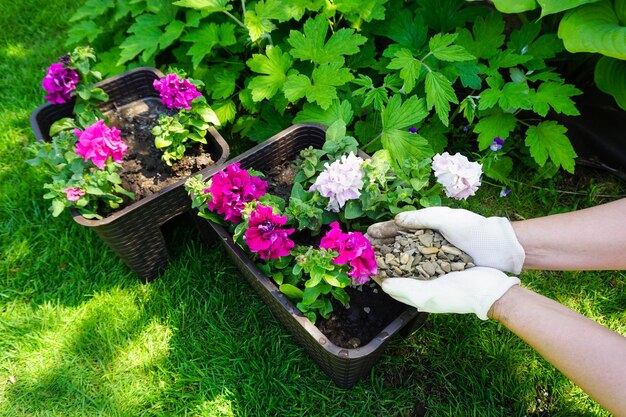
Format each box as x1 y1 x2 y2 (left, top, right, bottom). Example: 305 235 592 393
211 221 419 359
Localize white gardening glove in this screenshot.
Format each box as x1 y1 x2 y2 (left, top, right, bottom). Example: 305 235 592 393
382 267 520 320
366 207 525 274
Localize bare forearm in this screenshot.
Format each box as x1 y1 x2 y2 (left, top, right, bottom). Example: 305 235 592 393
489 286 626 416
512 199 626 270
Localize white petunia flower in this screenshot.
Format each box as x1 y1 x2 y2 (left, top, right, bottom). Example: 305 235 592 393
432 152 482 200
309 152 365 212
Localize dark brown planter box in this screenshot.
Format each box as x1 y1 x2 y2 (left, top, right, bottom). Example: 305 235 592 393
30 67 230 281
204 123 428 388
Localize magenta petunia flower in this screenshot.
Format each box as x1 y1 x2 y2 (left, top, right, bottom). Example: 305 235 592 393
42 62 79 104
74 120 127 170
320 222 377 285
244 205 295 260
153 74 202 110
64 187 85 201
206 163 268 223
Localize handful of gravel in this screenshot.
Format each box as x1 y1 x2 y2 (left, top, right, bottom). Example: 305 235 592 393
372 229 474 282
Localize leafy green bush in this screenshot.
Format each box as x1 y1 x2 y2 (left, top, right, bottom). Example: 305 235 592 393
67 0 586 184
487 0 626 110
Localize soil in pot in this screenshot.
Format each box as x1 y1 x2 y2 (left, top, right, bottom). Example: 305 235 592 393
107 99 216 202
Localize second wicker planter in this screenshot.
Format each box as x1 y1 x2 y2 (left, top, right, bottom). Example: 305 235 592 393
205 123 428 388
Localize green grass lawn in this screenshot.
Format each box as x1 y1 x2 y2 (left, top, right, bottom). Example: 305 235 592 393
1 1 625 416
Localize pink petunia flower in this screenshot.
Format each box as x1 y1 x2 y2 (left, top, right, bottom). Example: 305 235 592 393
309 152 365 212
432 152 482 200
245 205 295 260
206 163 268 223
153 74 202 110
42 62 79 104
64 187 85 201
320 221 377 285
74 120 127 170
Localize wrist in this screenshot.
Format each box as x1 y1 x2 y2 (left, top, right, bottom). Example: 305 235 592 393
487 284 522 322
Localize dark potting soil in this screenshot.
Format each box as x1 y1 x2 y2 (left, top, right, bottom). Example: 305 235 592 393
318 284 406 348
265 159 404 349
107 100 215 203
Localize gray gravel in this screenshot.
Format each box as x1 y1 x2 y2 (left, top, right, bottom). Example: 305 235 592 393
373 229 474 281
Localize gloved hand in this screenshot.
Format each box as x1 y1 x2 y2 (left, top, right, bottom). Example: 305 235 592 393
366 207 525 274
382 267 520 320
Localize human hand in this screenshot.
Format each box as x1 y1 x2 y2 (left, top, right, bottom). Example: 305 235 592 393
381 267 520 320
366 207 525 274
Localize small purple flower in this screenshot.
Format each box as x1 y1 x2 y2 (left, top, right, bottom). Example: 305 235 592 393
153 74 202 110
490 137 505 151
42 62 79 104
500 188 511 197
408 127 418 134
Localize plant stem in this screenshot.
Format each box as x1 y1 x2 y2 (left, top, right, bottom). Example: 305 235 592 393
223 10 246 28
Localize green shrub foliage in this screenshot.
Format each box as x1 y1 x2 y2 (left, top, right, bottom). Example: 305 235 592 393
67 0 585 182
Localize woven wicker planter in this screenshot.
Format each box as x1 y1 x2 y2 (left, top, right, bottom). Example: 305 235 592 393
205 123 428 388
30 67 229 281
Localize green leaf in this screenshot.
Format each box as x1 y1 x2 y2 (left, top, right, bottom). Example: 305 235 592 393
117 21 162 64
287 14 367 64
558 0 626 59
380 9 427 50
66 20 102 46
490 0 538 13
344 200 364 219
302 286 323 304
499 82 532 110
428 32 458 52
428 33 476 62
209 68 239 100
538 0 602 17
531 82 582 116
283 73 311 103
293 100 353 126
424 71 458 127
323 273 350 288
244 10 275 42
525 121 577 173
279 283 304 301
160 20 186 49
49 118 76 137
387 48 422 93
455 13 505 59
51 199 65 217
247 46 293 101
488 50 533 70
382 130 433 168
213 100 236 124
173 0 232 13
382 94 429 131
483 156 514 183
284 63 353 109
69 0 113 22
182 22 237 68
595 56 626 110
454 62 482 89
473 111 518 150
